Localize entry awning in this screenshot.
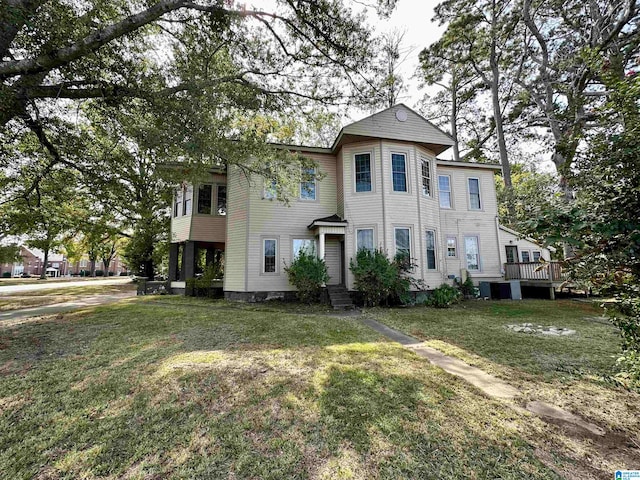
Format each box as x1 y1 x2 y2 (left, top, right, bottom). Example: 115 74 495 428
307 214 347 236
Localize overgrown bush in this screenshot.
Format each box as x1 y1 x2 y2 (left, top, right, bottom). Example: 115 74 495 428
349 249 417 307
608 295 640 390
284 248 328 303
187 265 223 297
426 283 462 308
456 276 478 298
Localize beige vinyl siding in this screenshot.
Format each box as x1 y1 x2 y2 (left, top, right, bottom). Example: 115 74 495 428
438 166 502 281
336 151 344 217
342 105 454 148
224 165 249 292
340 141 384 289
170 217 191 242
189 216 226 243
246 152 338 292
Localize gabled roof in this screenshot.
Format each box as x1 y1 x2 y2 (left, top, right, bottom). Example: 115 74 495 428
499 224 557 252
331 104 455 155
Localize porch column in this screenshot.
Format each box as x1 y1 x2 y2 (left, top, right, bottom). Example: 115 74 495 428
183 241 196 280
319 232 326 260
168 243 179 281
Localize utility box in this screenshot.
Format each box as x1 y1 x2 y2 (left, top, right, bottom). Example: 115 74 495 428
479 282 491 298
489 280 522 300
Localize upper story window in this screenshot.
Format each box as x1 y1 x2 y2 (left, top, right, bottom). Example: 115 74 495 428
198 184 213 214
521 250 531 263
394 227 411 259
356 228 374 252
197 184 227 215
217 185 227 215
173 189 182 217
438 175 451 208
391 153 407 192
264 178 277 199
426 230 437 270
468 178 481 210
355 153 372 192
300 167 316 200
421 159 431 197
532 251 541 263
182 186 192 216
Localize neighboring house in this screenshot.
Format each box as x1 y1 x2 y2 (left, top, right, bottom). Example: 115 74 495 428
68 254 128 276
0 247 68 277
168 104 552 300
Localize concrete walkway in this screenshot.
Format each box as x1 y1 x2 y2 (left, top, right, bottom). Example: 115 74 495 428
361 317 606 437
0 292 136 327
0 277 132 295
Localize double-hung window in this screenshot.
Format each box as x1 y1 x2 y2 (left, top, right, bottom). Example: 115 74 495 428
468 178 481 210
263 239 277 273
532 251 541 263
521 251 531 263
356 228 374 252
217 185 227 215
395 227 411 259
173 189 183 217
464 236 480 271
182 186 192 216
421 159 431 196
391 153 407 192
198 184 213 214
425 230 437 270
439 175 451 208
446 236 457 257
300 167 316 200
355 153 372 192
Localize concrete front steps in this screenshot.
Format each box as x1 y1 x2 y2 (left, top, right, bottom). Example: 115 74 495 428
326 284 355 310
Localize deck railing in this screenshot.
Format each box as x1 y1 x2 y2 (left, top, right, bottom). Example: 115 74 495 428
503 262 564 282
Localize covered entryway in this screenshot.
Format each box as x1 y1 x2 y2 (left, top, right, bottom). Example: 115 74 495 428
307 214 347 286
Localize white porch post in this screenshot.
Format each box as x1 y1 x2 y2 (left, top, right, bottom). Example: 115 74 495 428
319 231 326 260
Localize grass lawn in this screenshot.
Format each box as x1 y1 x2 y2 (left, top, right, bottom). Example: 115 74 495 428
0 296 637 479
368 300 640 446
0 283 135 311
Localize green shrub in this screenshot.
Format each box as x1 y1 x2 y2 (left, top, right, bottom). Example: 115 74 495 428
609 295 640 390
1 272 11 278
187 265 222 297
426 283 462 308
95 270 104 277
284 248 329 304
349 249 418 307
456 276 478 298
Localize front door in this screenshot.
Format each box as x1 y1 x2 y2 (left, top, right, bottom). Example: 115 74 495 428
505 246 518 263
325 240 342 285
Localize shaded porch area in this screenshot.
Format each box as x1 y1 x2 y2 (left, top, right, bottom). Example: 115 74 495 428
168 241 225 292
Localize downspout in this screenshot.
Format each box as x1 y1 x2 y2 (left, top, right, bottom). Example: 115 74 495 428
495 215 504 278
380 139 387 252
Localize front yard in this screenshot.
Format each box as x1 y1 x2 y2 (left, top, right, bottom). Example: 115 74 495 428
0 297 637 479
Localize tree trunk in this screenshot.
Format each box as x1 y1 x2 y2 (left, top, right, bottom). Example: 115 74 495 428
40 248 48 280
450 79 461 162
90 258 96 277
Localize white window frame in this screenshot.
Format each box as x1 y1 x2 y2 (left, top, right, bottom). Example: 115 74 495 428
355 227 375 253
263 178 277 200
467 177 482 210
394 227 412 259
182 185 193 216
532 250 542 263
390 152 408 193
173 189 183 217
446 236 458 258
354 152 373 193
425 229 437 270
521 250 531 263
300 166 317 201
262 238 279 274
421 158 431 197
438 175 452 209
464 235 481 272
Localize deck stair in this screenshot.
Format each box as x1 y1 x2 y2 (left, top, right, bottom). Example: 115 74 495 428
327 284 354 310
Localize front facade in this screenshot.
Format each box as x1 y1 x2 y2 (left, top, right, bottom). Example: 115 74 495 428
170 105 514 298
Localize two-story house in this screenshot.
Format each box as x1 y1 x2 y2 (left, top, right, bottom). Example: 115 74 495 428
168 105 551 300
